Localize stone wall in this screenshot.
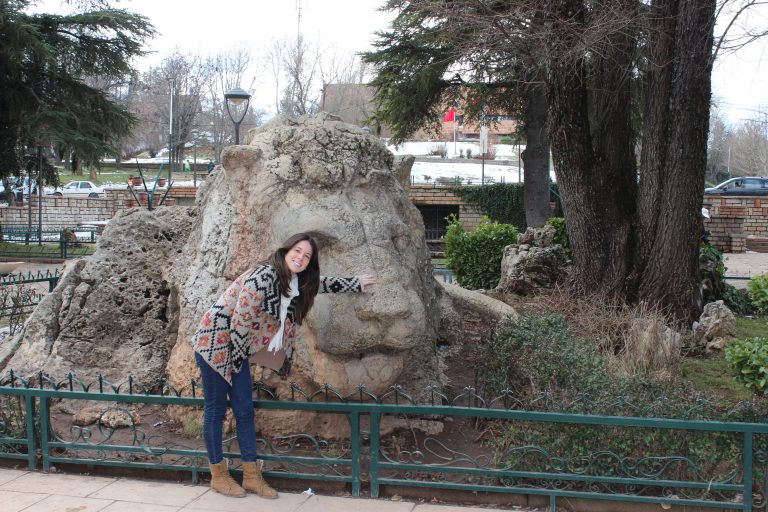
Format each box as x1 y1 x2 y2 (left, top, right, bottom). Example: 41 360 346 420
703 195 768 253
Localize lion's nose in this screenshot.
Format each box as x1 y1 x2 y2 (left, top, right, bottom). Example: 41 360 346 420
355 286 416 321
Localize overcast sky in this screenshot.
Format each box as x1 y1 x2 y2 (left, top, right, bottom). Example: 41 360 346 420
31 0 768 124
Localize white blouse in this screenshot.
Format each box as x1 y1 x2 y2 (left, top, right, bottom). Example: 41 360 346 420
267 274 299 353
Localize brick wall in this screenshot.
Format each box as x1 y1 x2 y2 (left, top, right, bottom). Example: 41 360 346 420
703 196 768 252
1 184 485 232
0 195 119 227
408 185 483 229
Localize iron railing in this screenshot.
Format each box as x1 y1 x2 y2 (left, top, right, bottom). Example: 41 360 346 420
0 372 766 511
0 269 61 293
0 227 96 259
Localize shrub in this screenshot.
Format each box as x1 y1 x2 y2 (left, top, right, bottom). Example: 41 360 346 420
747 274 768 315
429 143 447 158
699 244 727 304
443 215 518 290
722 285 754 316
725 337 768 393
545 217 571 259
474 314 608 398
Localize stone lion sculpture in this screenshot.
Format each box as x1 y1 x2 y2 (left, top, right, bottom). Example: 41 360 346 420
167 113 441 402
2 114 517 436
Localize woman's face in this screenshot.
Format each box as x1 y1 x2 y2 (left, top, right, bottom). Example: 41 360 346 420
284 240 313 274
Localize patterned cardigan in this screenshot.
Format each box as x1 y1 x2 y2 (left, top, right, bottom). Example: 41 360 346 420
193 264 361 383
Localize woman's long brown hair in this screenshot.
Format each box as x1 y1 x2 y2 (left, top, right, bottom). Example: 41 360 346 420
264 233 320 325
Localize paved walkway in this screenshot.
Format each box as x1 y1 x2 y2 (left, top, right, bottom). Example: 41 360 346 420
0 467 543 512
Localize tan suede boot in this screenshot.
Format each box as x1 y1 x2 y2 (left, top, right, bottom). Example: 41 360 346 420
208 461 247 498
242 460 278 498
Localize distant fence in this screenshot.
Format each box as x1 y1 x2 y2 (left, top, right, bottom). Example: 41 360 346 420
0 226 97 259
1 372 766 511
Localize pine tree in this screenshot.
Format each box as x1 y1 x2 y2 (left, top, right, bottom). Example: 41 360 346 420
0 0 155 182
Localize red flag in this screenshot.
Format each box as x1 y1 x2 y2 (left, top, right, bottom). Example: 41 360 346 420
441 107 455 122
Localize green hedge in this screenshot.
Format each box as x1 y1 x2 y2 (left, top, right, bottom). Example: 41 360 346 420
450 182 563 232
443 215 518 289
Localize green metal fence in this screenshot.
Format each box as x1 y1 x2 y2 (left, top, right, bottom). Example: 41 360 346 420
0 372 766 511
0 226 97 259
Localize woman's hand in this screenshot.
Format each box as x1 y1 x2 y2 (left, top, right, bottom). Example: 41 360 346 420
359 275 377 292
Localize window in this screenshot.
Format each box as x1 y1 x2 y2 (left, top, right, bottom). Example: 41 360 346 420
416 204 459 240
80 182 92 189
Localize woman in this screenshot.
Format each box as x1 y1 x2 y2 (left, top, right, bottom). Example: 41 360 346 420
193 233 375 498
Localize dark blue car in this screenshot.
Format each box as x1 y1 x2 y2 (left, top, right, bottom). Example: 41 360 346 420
704 177 768 195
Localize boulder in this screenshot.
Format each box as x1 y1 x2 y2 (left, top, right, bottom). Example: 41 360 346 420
496 243 567 295
691 300 736 353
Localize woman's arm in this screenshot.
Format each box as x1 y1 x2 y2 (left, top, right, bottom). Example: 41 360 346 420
319 275 377 294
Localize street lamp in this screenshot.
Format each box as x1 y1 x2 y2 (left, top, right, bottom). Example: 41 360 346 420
224 87 251 145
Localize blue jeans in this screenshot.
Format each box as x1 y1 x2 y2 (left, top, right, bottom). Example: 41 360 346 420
195 352 257 464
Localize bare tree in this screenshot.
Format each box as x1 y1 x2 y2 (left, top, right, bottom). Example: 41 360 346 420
730 115 768 175
707 104 731 183
140 52 214 171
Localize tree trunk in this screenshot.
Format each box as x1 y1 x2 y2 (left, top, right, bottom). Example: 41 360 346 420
546 0 715 323
635 0 716 322
521 83 551 228
546 0 635 297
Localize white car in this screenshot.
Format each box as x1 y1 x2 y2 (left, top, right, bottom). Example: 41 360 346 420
49 180 105 198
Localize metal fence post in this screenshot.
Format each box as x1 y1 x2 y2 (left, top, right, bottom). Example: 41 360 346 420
24 393 36 470
39 394 51 471
370 412 380 498
744 431 753 511
350 412 361 497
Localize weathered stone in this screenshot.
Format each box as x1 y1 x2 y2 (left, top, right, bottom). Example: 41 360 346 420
3 207 196 385
167 113 441 398
691 300 736 353
517 224 556 247
100 409 139 429
496 243 567 295
72 405 104 426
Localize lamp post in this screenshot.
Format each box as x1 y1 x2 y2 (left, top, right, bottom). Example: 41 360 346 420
224 87 251 145
168 78 175 183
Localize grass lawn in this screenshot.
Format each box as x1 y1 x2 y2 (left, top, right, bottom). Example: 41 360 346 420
678 316 768 402
0 241 95 258
56 165 163 187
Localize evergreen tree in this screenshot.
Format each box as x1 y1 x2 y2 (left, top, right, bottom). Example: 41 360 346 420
0 0 154 182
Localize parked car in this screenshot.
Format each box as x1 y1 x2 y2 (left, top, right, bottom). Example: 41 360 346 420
704 177 768 195
48 180 105 198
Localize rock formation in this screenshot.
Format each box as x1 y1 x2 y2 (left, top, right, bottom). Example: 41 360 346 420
691 300 736 353
496 225 567 295
3 115 447 395
1 207 196 384
2 114 520 437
